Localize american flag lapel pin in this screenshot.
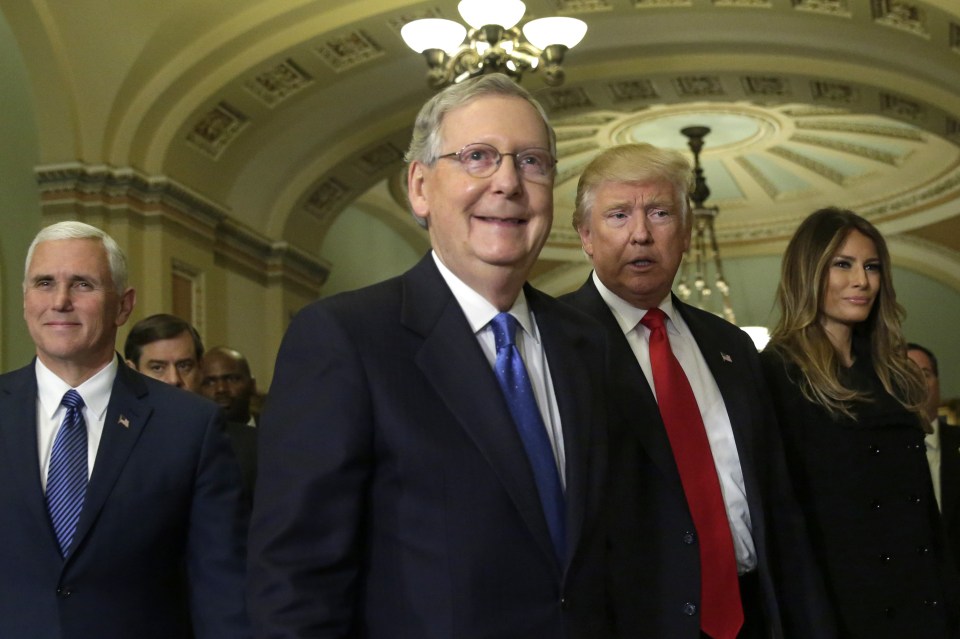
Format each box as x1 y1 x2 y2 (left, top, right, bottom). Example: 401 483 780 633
721 352 733 363
118 414 130 428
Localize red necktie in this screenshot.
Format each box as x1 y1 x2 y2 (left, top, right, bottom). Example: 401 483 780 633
641 308 743 639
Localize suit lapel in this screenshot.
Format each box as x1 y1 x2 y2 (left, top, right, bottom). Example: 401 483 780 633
70 362 152 556
674 298 760 496
569 279 681 483
403 256 561 570
529 288 591 567
0 365 61 553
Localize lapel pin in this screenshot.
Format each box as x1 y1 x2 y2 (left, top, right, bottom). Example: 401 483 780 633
118 415 130 428
721 352 733 363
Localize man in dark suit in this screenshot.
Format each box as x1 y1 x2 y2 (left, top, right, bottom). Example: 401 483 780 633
127 318 259 510
0 221 250 638
908 343 960 567
248 73 611 638
560 144 832 638
201 345 259 504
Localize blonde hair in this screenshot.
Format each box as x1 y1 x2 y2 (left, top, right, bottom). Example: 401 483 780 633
767 207 926 419
572 143 692 231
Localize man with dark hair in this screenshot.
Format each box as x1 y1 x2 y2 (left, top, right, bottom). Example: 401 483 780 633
0 221 249 638
124 313 204 391
907 342 960 565
248 73 612 637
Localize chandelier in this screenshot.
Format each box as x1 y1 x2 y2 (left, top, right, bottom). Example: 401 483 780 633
400 0 587 89
676 126 736 324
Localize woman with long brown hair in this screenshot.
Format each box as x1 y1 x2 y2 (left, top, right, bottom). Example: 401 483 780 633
760 207 958 638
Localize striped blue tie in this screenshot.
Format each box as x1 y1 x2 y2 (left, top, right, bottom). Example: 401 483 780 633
490 312 566 562
47 389 88 557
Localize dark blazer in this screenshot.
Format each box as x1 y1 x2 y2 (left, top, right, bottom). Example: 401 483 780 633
938 419 960 571
760 348 958 638
0 358 250 639
248 254 611 638
561 278 833 639
225 420 258 512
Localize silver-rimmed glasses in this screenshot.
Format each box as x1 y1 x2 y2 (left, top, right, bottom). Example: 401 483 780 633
438 143 556 183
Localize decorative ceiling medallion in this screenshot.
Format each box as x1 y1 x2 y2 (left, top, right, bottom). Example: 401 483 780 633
357 144 404 175
559 0 614 12
713 0 771 6
609 79 659 102
871 0 929 38
304 178 350 222
879 92 926 122
186 102 248 159
742 76 791 97
543 87 594 111
316 31 384 73
674 76 725 98
810 81 859 104
245 59 312 107
387 7 444 33
634 0 692 7
791 0 851 16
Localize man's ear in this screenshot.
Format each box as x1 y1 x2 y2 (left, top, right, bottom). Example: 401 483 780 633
576 222 594 259
408 161 430 225
125 358 139 371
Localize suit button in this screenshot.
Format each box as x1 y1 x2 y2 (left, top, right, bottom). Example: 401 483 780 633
924 599 939 607
871 499 882 509
879 554 891 564
918 545 930 555
869 444 880 455
56 586 73 597
908 494 921 504
682 531 696 545
682 602 697 616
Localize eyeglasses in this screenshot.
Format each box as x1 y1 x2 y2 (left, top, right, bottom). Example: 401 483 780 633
438 143 556 183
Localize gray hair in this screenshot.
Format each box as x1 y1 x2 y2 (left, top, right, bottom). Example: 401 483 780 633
404 73 557 166
24 220 128 293
572 143 692 231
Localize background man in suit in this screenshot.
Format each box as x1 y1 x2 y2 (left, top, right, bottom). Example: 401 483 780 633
908 343 960 566
0 221 249 638
124 312 204 391
561 144 832 638
127 316 258 509
201 345 258 426
248 73 611 638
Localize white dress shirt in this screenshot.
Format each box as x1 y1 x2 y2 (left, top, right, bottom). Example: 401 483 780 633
593 272 756 572
926 418 942 511
36 357 117 490
433 252 566 488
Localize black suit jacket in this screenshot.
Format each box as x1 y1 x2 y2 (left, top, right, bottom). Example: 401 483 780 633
561 278 833 639
0 358 250 639
248 254 611 638
939 419 960 570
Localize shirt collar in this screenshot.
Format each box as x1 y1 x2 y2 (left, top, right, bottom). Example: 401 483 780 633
591 271 679 335
35 356 118 420
432 251 537 342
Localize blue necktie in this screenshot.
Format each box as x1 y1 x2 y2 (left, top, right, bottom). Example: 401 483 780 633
490 312 566 562
47 389 88 557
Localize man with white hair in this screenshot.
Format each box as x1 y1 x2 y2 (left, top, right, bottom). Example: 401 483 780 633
0 220 250 638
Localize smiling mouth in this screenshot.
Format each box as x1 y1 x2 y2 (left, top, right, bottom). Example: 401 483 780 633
628 258 655 267
475 215 526 225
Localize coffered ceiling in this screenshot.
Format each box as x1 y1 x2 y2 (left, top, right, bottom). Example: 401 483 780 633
4 0 960 290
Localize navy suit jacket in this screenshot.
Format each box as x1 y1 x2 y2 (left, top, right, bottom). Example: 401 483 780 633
561 278 834 638
0 358 250 639
248 254 611 638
